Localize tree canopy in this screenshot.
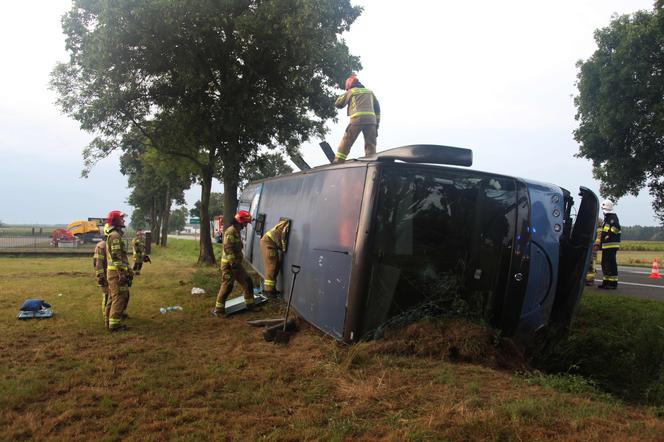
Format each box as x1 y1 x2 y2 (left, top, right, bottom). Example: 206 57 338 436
191 193 225 220
574 1 664 223
169 206 189 233
120 141 193 247
51 0 362 263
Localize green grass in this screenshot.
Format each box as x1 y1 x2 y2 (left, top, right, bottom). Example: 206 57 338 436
590 241 664 267
535 290 664 405
0 239 663 440
0 225 64 235
621 240 664 252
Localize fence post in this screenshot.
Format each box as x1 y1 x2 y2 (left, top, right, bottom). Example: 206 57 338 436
145 231 152 255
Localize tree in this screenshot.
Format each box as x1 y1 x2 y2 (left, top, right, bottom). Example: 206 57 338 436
130 209 148 231
51 0 362 264
169 206 189 233
242 152 294 189
191 193 225 220
574 1 664 224
120 141 193 247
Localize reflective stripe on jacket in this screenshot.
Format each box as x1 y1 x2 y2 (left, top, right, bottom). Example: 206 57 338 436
265 219 291 252
600 213 621 249
132 237 144 254
221 224 243 265
335 87 380 125
106 230 129 271
93 240 107 277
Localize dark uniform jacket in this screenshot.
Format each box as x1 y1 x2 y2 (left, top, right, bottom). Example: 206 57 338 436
600 213 621 249
221 224 244 266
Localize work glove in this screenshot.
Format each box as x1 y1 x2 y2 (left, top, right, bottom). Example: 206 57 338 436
143 255 151 264
97 276 107 287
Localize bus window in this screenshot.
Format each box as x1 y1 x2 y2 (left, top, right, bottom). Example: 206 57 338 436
362 167 517 335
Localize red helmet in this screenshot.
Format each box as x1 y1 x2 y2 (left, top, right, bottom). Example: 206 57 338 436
344 74 357 90
234 210 252 224
106 210 126 227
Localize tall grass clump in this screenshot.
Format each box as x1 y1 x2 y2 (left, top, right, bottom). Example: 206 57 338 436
534 292 664 405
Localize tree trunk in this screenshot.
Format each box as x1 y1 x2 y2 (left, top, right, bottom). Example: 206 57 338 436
198 167 216 265
222 158 240 229
150 197 160 245
160 182 171 247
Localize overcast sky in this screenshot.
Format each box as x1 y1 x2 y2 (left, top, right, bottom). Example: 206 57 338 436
0 0 659 225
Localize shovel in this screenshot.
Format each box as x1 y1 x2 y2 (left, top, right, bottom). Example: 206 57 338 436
273 264 301 344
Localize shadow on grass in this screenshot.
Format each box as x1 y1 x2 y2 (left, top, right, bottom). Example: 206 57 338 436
533 291 664 406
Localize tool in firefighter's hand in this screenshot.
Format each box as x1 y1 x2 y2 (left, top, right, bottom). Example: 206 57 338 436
272 265 301 344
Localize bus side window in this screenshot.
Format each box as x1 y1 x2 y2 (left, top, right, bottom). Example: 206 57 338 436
255 213 266 237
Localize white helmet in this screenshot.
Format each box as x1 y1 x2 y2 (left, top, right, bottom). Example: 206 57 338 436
601 199 614 213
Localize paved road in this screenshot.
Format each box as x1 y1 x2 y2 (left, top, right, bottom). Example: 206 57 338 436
593 265 664 301
169 234 201 241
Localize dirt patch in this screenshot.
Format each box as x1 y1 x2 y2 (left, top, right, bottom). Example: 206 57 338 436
54 271 88 277
365 318 528 371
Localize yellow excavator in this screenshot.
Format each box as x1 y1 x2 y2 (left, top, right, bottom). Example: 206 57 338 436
66 219 103 243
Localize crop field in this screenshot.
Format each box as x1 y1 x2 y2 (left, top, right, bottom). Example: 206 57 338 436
0 225 64 236
591 241 664 267
1 239 663 441
621 241 664 252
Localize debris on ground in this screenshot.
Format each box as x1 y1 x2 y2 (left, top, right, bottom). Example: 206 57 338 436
191 287 206 295
365 318 528 371
224 294 268 316
17 299 53 320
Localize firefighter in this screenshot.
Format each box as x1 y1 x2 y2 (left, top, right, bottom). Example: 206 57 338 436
585 220 603 286
93 224 110 328
598 200 621 289
334 74 381 163
132 229 145 275
212 210 255 316
259 219 291 297
105 210 133 331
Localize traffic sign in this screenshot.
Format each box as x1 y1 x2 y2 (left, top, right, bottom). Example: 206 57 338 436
189 217 200 225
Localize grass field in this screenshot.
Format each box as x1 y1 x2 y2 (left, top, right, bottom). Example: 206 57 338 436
589 241 664 267
0 225 64 235
1 239 663 441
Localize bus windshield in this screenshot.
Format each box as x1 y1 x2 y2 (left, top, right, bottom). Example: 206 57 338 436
361 166 518 335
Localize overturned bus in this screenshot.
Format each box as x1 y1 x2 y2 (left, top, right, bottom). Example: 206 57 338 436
239 145 598 343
